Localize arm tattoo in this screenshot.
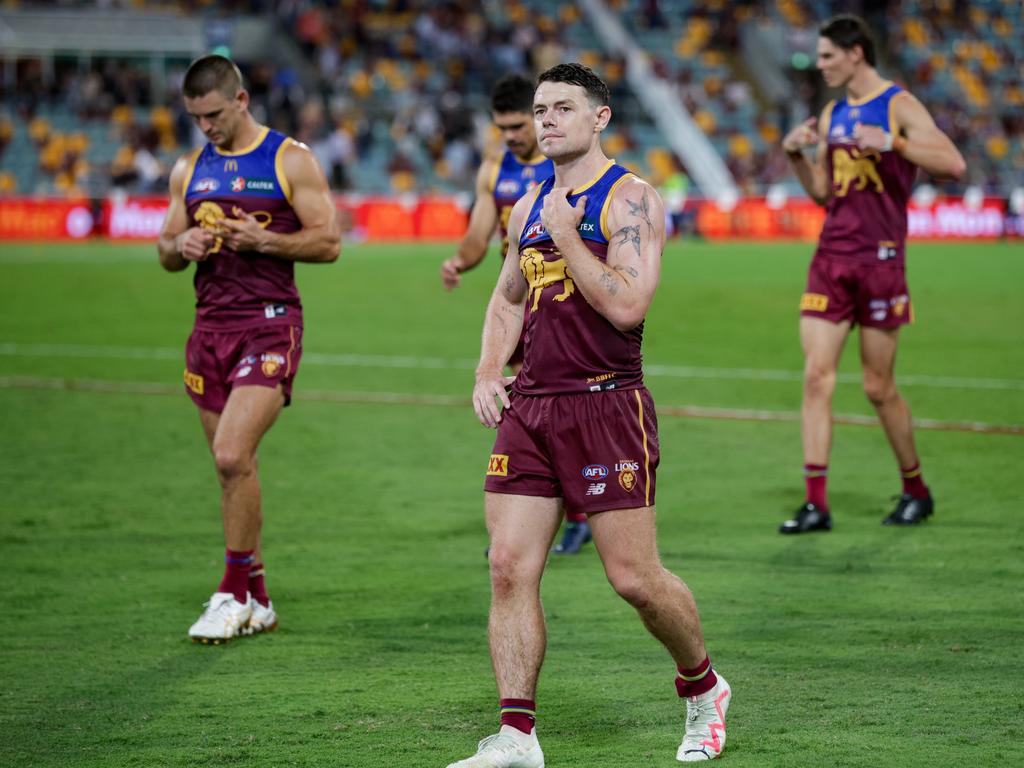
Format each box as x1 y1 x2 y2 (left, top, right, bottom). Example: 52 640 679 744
614 224 641 258
503 271 518 298
614 264 639 278
599 269 620 296
627 190 654 235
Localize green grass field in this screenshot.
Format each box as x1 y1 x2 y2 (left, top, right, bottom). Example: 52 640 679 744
1 239 1022 767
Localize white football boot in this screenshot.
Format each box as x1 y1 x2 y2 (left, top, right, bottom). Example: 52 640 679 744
677 675 731 761
446 727 544 768
244 600 278 635
188 592 252 645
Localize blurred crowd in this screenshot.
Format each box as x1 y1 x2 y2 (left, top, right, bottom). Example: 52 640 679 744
0 0 1020 199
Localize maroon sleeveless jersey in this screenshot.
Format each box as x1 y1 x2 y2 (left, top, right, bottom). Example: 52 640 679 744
513 162 644 396
183 128 303 330
818 83 917 264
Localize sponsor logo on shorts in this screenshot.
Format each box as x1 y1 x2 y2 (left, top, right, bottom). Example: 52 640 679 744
236 365 252 378
586 483 606 496
616 460 639 493
870 298 889 322
487 454 509 476
184 369 204 395
264 304 288 319
800 292 829 312
891 294 909 317
877 241 898 261
582 464 609 479
260 353 286 377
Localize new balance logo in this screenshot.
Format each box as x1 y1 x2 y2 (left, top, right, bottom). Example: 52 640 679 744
586 483 606 496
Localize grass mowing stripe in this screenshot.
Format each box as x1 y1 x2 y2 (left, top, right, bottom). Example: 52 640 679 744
3 375 1019 435
3 341 1023 391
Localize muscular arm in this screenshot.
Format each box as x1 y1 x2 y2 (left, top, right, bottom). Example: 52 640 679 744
886 92 966 180
473 193 530 427
446 160 499 278
220 141 341 263
783 110 832 206
156 154 209 272
544 178 664 332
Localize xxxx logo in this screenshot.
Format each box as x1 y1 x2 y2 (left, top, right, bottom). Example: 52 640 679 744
487 454 509 477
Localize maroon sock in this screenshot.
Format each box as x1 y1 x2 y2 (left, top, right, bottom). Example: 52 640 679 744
248 563 270 607
499 698 536 734
675 656 719 698
804 464 829 512
901 463 930 499
217 548 254 603
566 510 588 524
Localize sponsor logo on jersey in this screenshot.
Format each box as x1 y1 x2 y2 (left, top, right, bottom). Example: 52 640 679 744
524 222 546 240
582 464 609 479
184 369 204 395
487 454 509 476
497 179 521 197
586 483 606 496
578 221 595 233
231 175 276 194
193 177 220 193
224 159 239 173
800 293 829 312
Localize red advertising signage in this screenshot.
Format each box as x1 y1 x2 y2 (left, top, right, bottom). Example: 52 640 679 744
0 199 95 240
0 195 1016 242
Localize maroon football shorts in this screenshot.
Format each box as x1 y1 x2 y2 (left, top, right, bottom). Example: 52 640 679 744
183 324 302 413
800 256 912 329
484 387 660 515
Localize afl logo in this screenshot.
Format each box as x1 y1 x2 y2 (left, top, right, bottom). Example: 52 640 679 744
582 464 609 479
193 177 219 193
497 179 521 197
524 222 545 240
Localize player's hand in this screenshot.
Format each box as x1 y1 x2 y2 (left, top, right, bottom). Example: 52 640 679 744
782 117 818 153
176 227 215 261
220 210 267 252
541 189 587 243
472 371 516 428
852 122 890 152
441 257 463 291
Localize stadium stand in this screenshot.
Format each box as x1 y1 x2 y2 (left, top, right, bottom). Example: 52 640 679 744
0 0 1020 199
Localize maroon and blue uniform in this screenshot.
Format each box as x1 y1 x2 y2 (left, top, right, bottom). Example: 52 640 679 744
802 82 917 327
491 150 554 256
484 161 660 514
181 127 305 412
490 150 553 368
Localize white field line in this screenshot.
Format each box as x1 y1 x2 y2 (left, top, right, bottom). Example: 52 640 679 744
1 375 1020 436
2 341 1023 391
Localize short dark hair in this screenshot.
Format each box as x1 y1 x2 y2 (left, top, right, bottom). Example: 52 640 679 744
537 63 610 107
491 74 535 114
819 14 877 67
183 54 244 99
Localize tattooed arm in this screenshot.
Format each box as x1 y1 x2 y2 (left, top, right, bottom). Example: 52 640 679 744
473 192 532 428
542 177 664 332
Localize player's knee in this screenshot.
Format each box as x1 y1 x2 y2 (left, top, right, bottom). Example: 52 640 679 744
488 548 541 596
803 366 836 399
213 446 253 480
863 375 895 406
606 567 654 610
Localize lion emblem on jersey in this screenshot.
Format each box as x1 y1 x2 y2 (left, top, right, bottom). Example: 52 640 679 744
521 248 575 311
832 147 884 196
193 202 272 254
